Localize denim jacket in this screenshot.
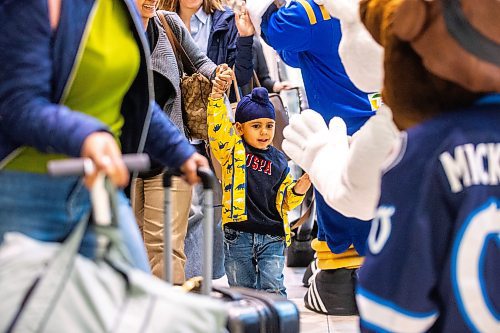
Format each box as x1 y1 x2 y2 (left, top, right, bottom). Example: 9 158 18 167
0 0 194 169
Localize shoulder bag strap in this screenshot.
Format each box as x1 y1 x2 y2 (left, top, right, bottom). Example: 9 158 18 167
232 69 263 101
158 13 183 75
291 195 315 231
252 71 262 88
158 13 197 75
0 147 25 170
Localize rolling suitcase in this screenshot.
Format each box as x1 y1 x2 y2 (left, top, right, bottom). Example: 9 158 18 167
163 169 301 333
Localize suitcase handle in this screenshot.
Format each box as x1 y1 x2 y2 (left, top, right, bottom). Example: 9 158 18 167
47 153 151 176
163 167 217 295
163 167 216 189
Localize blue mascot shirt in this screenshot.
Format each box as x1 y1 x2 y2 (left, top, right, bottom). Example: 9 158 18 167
260 0 377 135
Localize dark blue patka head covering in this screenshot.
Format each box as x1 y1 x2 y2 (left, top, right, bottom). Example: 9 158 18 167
235 87 275 123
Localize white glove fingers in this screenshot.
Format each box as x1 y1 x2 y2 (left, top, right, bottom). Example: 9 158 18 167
328 117 349 152
377 104 392 117
287 114 319 142
328 117 348 137
283 124 306 146
315 0 359 22
282 140 306 169
301 109 329 133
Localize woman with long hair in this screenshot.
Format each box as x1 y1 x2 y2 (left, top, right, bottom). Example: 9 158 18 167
133 0 233 284
161 0 254 101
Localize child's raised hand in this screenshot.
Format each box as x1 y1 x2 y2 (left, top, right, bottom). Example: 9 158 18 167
293 173 311 195
211 65 233 98
217 65 233 87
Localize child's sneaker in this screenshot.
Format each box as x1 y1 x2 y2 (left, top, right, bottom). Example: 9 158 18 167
304 268 358 316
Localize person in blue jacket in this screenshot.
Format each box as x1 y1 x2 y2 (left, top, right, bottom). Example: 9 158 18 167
163 0 254 102
0 0 208 272
246 0 381 315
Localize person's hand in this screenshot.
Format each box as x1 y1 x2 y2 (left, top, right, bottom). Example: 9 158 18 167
293 173 311 195
273 81 294 92
217 64 233 91
211 64 233 98
180 152 209 185
234 2 255 37
81 132 129 188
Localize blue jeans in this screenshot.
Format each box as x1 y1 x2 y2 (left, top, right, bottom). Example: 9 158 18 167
0 171 150 272
223 228 286 297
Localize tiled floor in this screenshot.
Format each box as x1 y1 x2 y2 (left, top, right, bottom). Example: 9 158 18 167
213 266 360 333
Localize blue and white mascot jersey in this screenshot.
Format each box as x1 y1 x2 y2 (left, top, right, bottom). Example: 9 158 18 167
357 95 500 332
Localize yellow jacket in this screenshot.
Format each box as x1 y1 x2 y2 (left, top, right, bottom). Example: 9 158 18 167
207 97 304 246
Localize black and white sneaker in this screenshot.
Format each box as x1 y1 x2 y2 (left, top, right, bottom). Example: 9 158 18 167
304 268 358 316
302 258 319 287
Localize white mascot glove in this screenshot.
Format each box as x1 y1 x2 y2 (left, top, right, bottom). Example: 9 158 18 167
283 109 349 196
327 105 400 220
314 0 384 92
245 0 277 36
284 107 399 221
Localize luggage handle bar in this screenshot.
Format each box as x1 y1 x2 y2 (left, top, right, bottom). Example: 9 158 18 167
163 167 216 295
47 153 151 176
163 167 216 190
47 154 150 227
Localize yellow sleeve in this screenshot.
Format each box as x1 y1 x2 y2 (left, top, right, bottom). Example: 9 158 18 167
277 171 305 214
207 97 238 164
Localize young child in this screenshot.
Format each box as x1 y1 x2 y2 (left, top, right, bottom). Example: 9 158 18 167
208 68 311 296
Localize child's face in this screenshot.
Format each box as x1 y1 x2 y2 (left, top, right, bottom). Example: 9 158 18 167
236 118 275 150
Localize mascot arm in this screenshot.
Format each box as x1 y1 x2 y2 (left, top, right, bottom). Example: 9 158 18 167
315 0 384 92
246 0 276 36
283 107 399 221
326 106 399 220
257 2 314 53
278 50 301 68
338 25 384 93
